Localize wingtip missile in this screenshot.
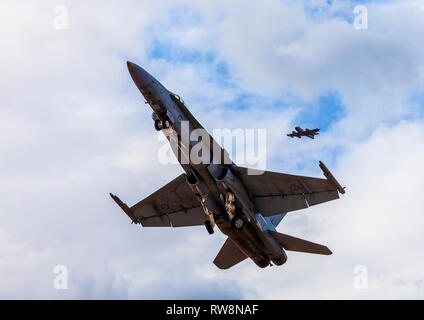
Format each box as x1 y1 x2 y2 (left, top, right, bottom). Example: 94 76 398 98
319 161 345 194
109 193 138 224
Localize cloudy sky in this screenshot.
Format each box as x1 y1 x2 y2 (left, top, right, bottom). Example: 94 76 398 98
1 0 424 299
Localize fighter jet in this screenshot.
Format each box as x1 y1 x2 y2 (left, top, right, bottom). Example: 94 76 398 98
110 61 345 269
287 126 320 139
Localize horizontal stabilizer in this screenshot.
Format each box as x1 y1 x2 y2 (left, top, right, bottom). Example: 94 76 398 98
269 230 332 255
214 238 248 269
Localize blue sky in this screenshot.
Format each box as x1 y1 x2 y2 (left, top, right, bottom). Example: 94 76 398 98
0 0 424 299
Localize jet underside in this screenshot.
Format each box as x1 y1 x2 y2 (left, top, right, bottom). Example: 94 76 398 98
110 62 345 269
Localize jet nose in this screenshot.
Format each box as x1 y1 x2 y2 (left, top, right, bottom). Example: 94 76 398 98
126 61 136 72
126 61 152 89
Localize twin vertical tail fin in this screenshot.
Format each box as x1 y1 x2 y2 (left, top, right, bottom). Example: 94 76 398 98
269 230 332 255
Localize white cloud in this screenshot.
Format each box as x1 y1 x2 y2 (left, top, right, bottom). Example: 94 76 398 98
0 0 423 299
211 120 424 299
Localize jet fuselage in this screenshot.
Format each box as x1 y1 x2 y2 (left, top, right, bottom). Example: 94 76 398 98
127 61 287 267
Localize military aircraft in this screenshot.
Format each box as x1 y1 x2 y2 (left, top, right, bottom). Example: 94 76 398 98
287 126 320 139
110 61 345 269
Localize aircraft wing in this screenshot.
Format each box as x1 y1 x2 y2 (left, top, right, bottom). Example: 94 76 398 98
287 132 300 138
231 162 344 217
304 128 319 136
110 173 205 227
